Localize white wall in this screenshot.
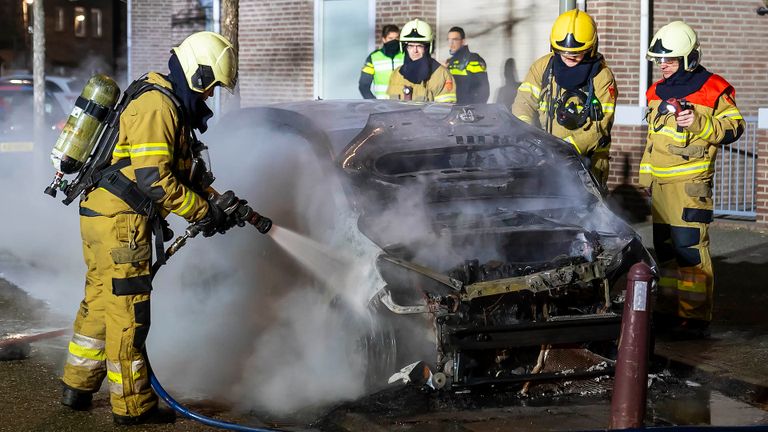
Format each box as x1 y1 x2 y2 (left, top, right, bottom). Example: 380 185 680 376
436 0 559 104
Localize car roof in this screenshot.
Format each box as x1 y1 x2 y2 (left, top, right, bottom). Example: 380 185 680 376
0 75 78 93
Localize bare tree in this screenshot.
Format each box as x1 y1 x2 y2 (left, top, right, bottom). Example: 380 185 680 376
221 0 240 112
33 0 46 146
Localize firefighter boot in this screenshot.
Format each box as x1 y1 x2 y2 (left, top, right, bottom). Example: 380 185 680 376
113 405 176 426
61 384 93 411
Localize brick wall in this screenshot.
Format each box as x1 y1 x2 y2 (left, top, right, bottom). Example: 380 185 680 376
129 0 173 82
651 0 768 117
239 1 314 105
375 0 436 38
589 0 647 207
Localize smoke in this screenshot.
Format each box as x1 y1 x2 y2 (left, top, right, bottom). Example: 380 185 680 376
148 114 387 416
0 121 83 325
0 91 637 421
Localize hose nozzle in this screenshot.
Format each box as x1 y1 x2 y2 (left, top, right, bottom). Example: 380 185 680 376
253 215 272 234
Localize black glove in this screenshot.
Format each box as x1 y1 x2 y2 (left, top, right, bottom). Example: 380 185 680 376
199 200 229 238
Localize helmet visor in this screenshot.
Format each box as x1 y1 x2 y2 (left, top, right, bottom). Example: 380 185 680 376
553 48 587 57
646 54 680 65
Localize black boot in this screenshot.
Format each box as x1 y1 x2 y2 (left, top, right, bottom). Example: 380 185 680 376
113 405 176 426
60 384 93 411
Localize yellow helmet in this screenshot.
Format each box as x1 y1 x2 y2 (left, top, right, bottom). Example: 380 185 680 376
171 31 237 93
400 19 434 53
550 9 598 56
646 21 700 72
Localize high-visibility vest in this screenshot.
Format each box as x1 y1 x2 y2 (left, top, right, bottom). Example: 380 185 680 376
370 50 404 99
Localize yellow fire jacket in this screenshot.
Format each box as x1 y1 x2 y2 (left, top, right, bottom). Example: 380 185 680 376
80 73 209 222
639 74 745 186
512 53 617 157
387 61 457 103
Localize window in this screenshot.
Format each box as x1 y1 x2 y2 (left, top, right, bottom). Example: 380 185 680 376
90 9 102 38
55 7 65 32
74 7 86 38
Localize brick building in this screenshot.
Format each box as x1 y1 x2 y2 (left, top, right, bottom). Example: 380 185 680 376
126 0 768 227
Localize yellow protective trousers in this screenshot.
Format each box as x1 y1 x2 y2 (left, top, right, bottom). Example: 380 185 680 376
61 212 156 417
651 181 714 322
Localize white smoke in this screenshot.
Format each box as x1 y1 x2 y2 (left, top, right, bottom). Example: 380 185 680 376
148 116 388 416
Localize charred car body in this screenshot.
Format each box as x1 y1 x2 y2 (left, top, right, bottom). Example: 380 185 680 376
215 101 656 391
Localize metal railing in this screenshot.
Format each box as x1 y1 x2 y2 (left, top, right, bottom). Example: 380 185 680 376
713 116 758 219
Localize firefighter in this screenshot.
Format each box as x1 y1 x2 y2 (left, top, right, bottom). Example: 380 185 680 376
511 9 617 187
59 31 243 425
359 24 404 99
445 26 490 104
641 21 744 338
387 19 456 103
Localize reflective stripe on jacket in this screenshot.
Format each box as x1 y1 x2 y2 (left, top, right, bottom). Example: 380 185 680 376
387 62 457 103
81 72 209 222
511 53 617 157
639 74 745 186
362 50 405 99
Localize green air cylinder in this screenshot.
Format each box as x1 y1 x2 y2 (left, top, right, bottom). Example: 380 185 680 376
50 74 120 174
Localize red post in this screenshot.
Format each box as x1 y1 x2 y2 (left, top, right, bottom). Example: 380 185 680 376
609 262 654 429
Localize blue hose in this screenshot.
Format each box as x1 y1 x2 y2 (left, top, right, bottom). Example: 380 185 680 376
147 360 282 432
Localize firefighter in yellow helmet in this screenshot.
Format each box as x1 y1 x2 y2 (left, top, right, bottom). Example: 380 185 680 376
387 19 456 103
59 31 250 425
511 9 617 188
641 21 744 339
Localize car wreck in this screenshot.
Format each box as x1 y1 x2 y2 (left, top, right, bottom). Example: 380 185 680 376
214 101 656 392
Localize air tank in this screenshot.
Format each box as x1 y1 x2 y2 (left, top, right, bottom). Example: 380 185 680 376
50 74 120 174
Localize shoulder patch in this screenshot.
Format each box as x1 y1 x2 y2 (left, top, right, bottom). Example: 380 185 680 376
444 79 454 92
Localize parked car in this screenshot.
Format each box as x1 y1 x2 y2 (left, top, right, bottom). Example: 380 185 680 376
0 74 82 110
0 80 68 178
209 101 657 392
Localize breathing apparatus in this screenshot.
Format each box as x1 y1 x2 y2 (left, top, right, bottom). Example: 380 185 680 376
553 88 603 130
45 74 121 195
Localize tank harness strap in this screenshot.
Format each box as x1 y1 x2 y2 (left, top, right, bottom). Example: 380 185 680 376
75 96 112 122
97 158 167 269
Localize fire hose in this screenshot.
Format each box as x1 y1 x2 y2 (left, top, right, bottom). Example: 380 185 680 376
2 191 281 431
145 191 282 431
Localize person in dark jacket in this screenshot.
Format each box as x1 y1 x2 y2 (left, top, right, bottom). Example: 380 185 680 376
445 26 489 104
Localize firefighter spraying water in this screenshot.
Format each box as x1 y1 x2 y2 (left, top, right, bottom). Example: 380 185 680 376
37 31 278 429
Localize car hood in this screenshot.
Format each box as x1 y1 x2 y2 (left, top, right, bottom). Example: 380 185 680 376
212 101 651 281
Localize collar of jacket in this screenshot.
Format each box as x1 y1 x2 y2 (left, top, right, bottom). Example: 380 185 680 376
401 56 440 84
448 45 470 68
654 65 713 101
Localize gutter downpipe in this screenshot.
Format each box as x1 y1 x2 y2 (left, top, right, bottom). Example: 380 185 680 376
559 0 577 14
640 0 650 109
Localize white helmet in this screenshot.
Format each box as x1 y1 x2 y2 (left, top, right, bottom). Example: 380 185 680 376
646 21 700 72
172 31 238 93
400 19 434 53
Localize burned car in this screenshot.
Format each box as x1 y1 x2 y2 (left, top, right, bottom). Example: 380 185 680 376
212 101 655 392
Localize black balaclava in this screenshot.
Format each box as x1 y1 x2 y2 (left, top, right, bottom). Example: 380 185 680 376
552 53 601 91
655 64 711 100
167 53 214 133
382 39 400 58
400 44 438 84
